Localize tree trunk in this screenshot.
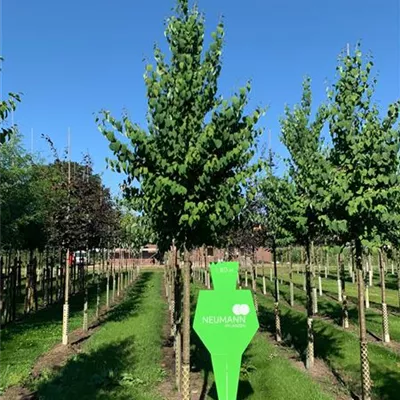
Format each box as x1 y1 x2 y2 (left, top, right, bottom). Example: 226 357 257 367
262 263 267 295
378 248 390 343
305 240 314 369
83 279 88 332
317 246 323 296
273 240 282 342
311 242 318 314
62 249 70 345
96 271 101 318
289 246 294 307
181 248 191 400
355 239 371 400
368 253 373 287
339 250 349 329
397 252 400 312
250 249 258 313
325 248 329 278
337 253 343 302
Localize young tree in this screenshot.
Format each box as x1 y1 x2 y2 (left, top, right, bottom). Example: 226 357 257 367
97 0 264 396
257 152 295 341
120 207 155 256
280 77 329 369
324 44 400 400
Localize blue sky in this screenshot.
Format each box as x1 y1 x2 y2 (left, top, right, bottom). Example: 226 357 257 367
1 0 399 196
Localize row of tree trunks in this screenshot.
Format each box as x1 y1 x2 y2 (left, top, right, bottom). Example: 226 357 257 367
190 244 397 400
1 248 135 327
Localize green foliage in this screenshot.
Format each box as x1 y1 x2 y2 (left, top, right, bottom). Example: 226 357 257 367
0 133 43 250
256 152 295 249
119 203 156 255
280 77 329 246
97 0 264 252
0 134 120 251
0 57 22 145
325 44 400 249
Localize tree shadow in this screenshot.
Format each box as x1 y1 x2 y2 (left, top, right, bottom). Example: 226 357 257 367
33 274 155 400
1 277 109 345
103 272 152 324
35 338 134 400
257 303 343 366
370 361 400 400
207 379 254 400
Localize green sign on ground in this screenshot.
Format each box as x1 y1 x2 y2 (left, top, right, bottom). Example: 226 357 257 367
193 261 259 400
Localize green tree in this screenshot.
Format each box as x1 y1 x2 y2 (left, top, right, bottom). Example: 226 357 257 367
0 57 21 145
257 152 295 341
324 44 400 400
0 133 43 250
97 1 263 396
119 205 155 256
280 77 329 369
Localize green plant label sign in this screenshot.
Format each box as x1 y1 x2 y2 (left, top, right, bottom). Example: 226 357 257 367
193 261 259 400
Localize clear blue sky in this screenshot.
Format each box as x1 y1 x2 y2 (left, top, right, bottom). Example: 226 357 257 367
2 0 399 196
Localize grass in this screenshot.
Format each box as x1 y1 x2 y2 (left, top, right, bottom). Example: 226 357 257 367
0 274 118 391
191 282 335 400
255 281 400 400
34 271 166 400
263 264 400 311
256 271 400 344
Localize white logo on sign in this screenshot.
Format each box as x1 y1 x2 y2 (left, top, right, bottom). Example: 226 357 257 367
232 304 250 316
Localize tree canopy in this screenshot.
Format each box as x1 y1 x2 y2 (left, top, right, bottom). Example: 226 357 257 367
97 0 264 253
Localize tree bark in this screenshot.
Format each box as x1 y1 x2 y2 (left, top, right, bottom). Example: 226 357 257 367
355 238 371 400
305 240 314 369
378 248 390 343
289 246 294 307
181 247 191 400
311 242 318 314
325 248 329 278
273 240 282 342
337 253 343 302
397 251 400 312
339 250 349 328
262 263 266 295
62 249 70 345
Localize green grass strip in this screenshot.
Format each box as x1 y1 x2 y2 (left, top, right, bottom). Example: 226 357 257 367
34 271 166 400
0 276 117 391
255 286 400 399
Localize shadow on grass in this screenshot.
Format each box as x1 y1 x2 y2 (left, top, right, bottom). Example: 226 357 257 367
34 274 154 400
372 362 400 400
190 289 254 400
257 303 343 366
103 272 152 324
207 379 253 400
0 277 109 345
258 299 400 400
35 338 134 400
1 272 150 348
